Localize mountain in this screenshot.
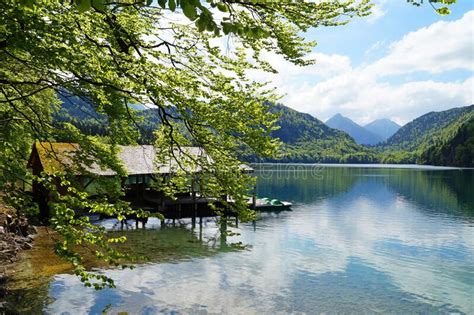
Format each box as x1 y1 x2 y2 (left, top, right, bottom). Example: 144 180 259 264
364 119 401 141
419 117 474 167
381 105 474 166
52 95 473 166
53 99 378 163
326 114 383 146
54 94 170 143
269 104 344 144
385 105 474 149
267 104 377 163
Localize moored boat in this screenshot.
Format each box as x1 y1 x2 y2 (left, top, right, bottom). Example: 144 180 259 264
253 197 292 211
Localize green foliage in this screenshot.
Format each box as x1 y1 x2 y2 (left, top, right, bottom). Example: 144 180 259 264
418 117 474 167
385 105 473 150
380 105 474 166
1 0 372 288
262 104 378 163
407 0 457 15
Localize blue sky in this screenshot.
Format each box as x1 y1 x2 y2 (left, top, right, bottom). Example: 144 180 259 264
251 1 474 125
310 1 473 66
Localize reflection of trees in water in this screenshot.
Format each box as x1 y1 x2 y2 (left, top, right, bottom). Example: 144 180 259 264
5 167 473 313
256 166 473 220
256 167 359 203
3 223 237 313
382 170 474 218
2 278 51 314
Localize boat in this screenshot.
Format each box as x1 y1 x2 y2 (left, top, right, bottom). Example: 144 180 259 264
253 197 292 211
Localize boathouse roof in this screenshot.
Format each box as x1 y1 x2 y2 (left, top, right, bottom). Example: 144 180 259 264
28 142 253 176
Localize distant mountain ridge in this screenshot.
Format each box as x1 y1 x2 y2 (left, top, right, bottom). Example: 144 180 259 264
269 104 344 144
52 94 473 166
386 105 474 149
364 119 400 141
267 104 377 163
326 114 383 146
382 105 474 166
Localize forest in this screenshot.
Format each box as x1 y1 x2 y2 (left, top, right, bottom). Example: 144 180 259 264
53 98 474 167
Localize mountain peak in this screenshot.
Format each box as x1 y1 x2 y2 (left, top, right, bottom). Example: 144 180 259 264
326 114 383 146
364 118 401 141
327 113 348 121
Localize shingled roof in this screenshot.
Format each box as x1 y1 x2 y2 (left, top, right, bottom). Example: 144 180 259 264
28 142 252 176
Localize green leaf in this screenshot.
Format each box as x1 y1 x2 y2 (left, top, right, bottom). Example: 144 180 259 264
20 0 35 8
182 2 198 21
436 7 451 15
169 0 176 11
205 21 214 32
75 0 91 12
196 16 207 32
91 0 105 11
158 0 166 8
216 2 228 12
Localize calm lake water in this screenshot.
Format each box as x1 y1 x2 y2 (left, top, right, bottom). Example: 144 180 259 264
5 165 474 314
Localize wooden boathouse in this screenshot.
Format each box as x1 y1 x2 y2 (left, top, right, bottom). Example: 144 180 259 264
27 142 255 221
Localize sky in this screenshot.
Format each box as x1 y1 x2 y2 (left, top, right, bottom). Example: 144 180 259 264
248 1 474 126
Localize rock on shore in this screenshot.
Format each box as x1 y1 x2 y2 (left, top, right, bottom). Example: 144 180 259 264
0 214 36 267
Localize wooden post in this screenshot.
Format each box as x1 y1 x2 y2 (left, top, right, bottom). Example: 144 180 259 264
252 184 257 210
160 196 166 222
191 176 197 229
220 216 227 248
199 220 203 241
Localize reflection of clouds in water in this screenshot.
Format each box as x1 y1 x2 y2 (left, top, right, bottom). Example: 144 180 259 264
284 182 474 312
45 174 474 314
47 277 98 314
47 258 289 314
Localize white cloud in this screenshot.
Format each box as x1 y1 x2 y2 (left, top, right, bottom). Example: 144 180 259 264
251 10 474 125
367 10 474 76
247 52 352 88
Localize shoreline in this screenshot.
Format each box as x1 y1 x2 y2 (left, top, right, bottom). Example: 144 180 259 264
0 206 36 311
250 162 472 170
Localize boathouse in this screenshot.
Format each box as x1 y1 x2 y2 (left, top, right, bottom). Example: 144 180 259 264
27 142 254 219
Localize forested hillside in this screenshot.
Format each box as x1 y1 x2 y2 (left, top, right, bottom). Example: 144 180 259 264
419 117 474 167
381 105 474 165
386 105 474 149
54 94 167 143
54 92 108 137
53 97 473 166
267 104 378 163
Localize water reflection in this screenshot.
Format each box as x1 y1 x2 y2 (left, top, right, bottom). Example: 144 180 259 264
5 165 474 314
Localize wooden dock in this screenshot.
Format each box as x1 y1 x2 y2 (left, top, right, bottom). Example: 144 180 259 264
121 188 291 221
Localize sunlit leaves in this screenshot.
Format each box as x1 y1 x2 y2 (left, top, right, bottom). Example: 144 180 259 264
407 0 456 15
1 0 428 290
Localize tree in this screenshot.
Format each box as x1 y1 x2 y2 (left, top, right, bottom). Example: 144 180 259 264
0 0 456 288
407 0 457 15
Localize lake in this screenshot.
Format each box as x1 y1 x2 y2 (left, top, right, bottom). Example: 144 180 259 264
4 165 474 314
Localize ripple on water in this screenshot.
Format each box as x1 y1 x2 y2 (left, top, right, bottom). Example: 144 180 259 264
4 167 474 314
